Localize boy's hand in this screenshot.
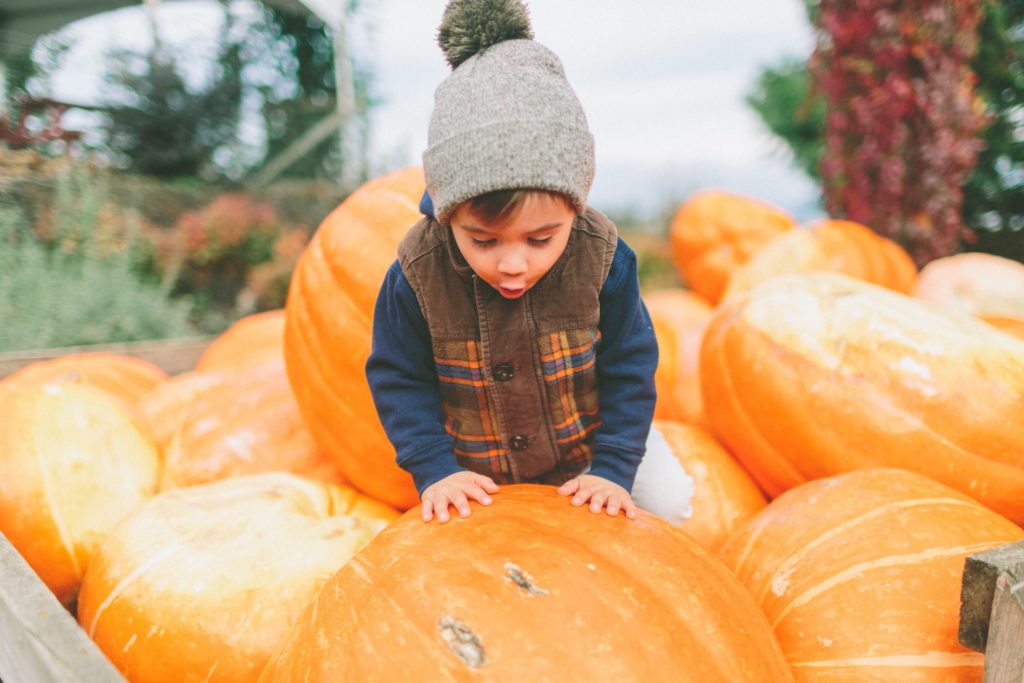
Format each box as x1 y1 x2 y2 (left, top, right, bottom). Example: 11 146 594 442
557 474 637 519
421 471 499 523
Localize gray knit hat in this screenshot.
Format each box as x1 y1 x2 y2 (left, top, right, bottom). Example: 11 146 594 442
423 0 595 224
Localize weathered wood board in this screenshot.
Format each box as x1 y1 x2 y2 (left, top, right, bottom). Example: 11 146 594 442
0 532 124 683
0 337 213 378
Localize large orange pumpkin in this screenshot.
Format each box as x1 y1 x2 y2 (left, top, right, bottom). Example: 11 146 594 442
700 272 1024 522
151 358 344 490
668 190 796 304
718 469 1024 682
723 219 917 301
914 252 1024 325
259 484 793 682
78 473 397 683
284 167 425 510
3 351 167 404
645 289 713 426
655 419 766 551
0 378 160 606
196 309 286 372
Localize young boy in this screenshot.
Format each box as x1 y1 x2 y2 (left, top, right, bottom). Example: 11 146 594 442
366 0 693 524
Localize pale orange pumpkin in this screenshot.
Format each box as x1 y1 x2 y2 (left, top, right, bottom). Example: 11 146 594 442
196 309 286 372
718 469 1024 682
78 473 397 683
723 219 917 301
701 272 1024 522
655 419 766 551
3 351 167 404
139 369 230 447
980 314 1024 340
259 484 792 682
0 378 160 606
914 252 1024 328
668 190 796 304
284 167 425 510
645 289 713 426
151 358 344 490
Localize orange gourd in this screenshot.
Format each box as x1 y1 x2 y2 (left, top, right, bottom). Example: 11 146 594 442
700 272 1024 522
645 289 713 426
914 252 1024 329
3 351 167 404
196 309 286 372
723 219 917 301
0 378 160 606
718 469 1024 682
668 190 796 304
78 473 397 683
980 314 1024 340
139 369 230 447
259 484 793 682
152 358 344 490
655 419 766 551
284 167 425 510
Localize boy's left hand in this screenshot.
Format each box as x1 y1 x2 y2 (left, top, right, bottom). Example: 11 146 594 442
557 475 637 519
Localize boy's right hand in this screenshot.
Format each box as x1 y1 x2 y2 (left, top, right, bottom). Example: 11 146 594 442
421 471 499 523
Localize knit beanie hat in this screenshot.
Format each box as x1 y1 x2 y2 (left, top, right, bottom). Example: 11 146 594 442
423 0 595 224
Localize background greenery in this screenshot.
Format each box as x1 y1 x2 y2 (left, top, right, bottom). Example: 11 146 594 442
0 0 1019 352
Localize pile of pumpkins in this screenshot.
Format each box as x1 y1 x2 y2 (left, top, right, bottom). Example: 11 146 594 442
1 167 1022 682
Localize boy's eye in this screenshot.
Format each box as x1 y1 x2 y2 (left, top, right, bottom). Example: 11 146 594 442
472 238 496 248
528 236 551 246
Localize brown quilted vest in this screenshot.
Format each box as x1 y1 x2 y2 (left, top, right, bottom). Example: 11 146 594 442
397 208 618 484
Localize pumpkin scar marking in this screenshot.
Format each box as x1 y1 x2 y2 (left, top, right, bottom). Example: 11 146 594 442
438 615 486 668
504 562 549 596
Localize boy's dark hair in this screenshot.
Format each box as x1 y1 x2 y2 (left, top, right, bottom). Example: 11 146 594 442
464 189 573 224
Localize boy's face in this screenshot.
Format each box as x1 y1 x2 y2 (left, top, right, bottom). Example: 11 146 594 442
450 193 575 299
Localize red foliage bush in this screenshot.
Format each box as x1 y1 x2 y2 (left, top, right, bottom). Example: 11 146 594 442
813 1 988 265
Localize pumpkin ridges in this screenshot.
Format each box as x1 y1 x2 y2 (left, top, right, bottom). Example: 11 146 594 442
701 309 806 496
702 273 1024 521
283 168 424 510
751 496 979 606
262 485 793 682
718 470 1024 680
772 540 1001 630
0 379 160 606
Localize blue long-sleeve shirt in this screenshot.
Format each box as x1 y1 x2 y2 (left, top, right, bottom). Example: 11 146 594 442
366 194 658 494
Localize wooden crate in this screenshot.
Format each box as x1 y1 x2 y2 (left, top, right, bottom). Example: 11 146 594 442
0 533 124 682
0 337 213 380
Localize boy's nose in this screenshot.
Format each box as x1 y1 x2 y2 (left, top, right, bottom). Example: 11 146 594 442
497 250 528 275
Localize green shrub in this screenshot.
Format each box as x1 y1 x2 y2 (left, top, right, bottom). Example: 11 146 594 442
0 168 195 352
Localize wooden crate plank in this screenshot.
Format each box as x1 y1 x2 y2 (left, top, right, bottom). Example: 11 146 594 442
0 532 124 682
982 572 1024 683
960 541 1024 652
0 337 214 379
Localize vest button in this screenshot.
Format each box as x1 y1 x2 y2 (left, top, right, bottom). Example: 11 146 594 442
510 435 529 451
493 363 514 382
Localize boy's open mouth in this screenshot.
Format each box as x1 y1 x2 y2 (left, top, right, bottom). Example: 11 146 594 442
497 285 526 299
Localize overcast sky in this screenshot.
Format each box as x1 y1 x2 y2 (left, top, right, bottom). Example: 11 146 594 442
52 0 823 219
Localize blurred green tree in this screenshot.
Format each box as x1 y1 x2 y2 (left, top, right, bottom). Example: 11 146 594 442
93 0 373 184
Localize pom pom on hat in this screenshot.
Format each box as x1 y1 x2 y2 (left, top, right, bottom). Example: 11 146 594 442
437 0 534 69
